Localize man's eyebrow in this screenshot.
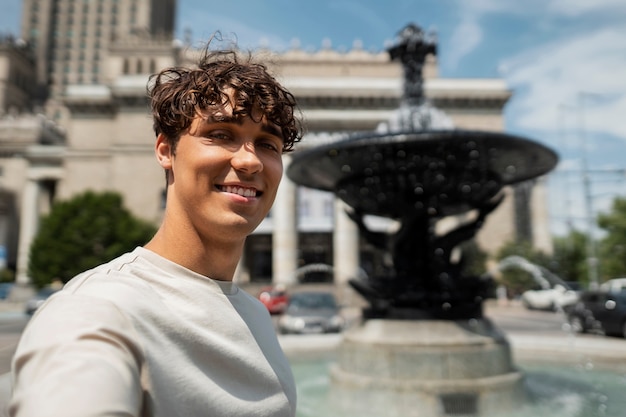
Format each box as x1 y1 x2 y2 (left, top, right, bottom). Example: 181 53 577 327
261 123 283 139
202 115 284 139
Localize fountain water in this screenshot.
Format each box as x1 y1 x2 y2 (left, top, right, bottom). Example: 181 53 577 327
491 255 574 291
289 350 626 417
287 24 559 417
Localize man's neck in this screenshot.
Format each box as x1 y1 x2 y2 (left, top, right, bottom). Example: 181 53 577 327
144 228 243 281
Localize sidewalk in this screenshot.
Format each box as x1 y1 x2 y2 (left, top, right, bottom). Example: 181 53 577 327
506 332 626 367
0 303 24 315
279 326 626 365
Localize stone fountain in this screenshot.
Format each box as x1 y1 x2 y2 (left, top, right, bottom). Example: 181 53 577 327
287 24 558 417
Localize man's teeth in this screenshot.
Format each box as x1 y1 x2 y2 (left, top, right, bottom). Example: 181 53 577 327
222 185 257 197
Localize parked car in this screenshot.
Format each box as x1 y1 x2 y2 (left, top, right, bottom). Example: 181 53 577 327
257 285 289 315
520 283 580 311
600 278 626 293
25 287 60 315
566 290 626 338
277 291 344 334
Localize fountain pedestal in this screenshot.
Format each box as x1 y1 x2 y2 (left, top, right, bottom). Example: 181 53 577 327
330 319 526 417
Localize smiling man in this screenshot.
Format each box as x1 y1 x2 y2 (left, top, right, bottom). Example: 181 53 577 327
9 43 303 417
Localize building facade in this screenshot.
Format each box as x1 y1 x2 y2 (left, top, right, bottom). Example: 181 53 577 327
0 37 36 114
0 0 552 289
0 37 553 289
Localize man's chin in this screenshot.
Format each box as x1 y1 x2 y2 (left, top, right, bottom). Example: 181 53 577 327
228 216 266 235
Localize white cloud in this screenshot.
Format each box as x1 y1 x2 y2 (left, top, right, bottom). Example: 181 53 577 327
446 18 483 69
459 0 626 18
447 0 626 70
502 27 626 140
547 0 626 17
445 0 532 69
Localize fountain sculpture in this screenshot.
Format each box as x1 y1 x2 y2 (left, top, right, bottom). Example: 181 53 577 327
287 24 558 417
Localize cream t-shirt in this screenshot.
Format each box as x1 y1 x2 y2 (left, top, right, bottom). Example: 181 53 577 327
9 247 296 417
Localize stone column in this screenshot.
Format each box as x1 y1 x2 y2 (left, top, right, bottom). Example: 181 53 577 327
272 155 298 286
16 179 41 286
15 166 63 291
531 176 554 255
333 198 360 288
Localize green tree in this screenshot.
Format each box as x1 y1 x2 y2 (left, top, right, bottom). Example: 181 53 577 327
551 229 588 286
598 197 626 281
458 241 488 277
28 191 157 288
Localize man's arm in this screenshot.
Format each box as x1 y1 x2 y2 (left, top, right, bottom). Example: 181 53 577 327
9 294 145 417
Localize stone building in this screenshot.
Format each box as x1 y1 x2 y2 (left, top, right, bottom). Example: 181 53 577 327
0 36 36 114
0 32 552 288
0 37 65 281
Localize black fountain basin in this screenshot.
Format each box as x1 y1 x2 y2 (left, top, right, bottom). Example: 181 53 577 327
287 129 558 219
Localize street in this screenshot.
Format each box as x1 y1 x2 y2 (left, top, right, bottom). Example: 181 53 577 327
484 300 571 334
0 299 624 383
0 300 614 373
0 301 617 368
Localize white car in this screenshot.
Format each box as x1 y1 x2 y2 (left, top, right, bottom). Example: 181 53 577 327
521 284 580 311
600 278 626 293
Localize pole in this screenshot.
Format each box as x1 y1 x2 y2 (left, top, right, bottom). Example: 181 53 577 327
579 93 599 289
558 105 574 239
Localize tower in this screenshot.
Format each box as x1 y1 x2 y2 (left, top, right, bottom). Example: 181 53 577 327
20 0 176 102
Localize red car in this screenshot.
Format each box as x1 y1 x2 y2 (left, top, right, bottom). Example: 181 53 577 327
257 285 289 315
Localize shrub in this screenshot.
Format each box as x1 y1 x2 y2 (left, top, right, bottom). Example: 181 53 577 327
28 191 156 288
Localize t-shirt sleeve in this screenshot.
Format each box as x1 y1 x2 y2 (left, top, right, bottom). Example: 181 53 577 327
8 293 145 417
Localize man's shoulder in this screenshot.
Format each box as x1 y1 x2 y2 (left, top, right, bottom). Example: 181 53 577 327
61 249 158 308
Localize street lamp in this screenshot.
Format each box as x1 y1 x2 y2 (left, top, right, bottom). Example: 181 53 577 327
578 92 602 289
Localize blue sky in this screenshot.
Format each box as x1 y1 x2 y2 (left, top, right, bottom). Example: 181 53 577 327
2 0 626 238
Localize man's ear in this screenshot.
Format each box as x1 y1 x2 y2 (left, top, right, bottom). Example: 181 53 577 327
155 134 173 169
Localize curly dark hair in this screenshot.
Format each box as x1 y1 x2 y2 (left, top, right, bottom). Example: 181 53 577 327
148 45 303 153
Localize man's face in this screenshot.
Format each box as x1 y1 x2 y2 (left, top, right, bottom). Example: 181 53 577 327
157 102 284 242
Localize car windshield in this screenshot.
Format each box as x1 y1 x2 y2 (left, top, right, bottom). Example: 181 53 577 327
289 293 336 309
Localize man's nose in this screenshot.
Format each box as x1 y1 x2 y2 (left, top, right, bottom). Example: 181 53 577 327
231 142 263 174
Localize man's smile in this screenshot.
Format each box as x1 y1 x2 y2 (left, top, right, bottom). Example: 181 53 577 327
216 184 262 198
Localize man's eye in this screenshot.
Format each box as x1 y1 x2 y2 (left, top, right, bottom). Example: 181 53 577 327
258 139 281 153
205 130 232 140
